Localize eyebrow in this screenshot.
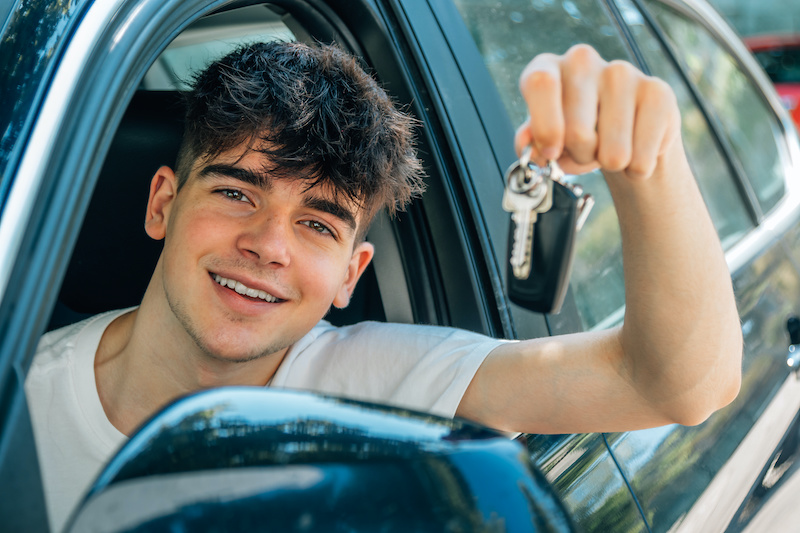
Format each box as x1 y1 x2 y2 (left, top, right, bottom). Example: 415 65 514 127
303 197 357 233
199 164 269 188
199 163 357 233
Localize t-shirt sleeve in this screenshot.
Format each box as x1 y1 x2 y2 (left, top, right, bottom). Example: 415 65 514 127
271 321 507 418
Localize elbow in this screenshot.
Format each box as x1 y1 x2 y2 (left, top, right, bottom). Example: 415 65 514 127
673 375 741 427
626 307 744 428
669 358 743 427
721 361 743 407
662 331 743 427
681 323 743 426
713 327 744 414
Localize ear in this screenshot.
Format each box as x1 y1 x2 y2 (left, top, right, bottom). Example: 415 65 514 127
332 241 375 309
144 166 178 241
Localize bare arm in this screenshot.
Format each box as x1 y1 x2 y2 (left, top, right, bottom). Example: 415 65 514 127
457 45 742 434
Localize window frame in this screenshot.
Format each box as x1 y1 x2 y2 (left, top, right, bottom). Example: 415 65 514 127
633 0 800 275
0 1 237 528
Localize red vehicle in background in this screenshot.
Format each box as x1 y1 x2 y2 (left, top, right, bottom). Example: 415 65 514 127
745 34 800 130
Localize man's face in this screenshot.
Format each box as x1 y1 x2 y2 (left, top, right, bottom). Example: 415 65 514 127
144 148 374 363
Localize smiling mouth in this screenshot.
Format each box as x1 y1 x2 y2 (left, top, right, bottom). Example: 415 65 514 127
211 273 283 303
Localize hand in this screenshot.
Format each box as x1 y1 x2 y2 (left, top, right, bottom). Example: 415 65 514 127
514 44 681 180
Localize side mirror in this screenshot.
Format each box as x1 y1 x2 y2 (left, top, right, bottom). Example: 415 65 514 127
67 388 574 532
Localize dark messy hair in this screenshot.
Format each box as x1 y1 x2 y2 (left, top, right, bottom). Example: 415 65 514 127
175 41 425 239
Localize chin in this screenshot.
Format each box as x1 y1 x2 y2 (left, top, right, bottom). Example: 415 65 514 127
185 327 284 364
201 340 284 364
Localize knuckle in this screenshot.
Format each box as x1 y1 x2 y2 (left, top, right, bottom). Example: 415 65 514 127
565 125 597 151
531 121 563 147
598 145 631 171
565 44 601 66
602 60 637 86
626 158 655 180
644 77 676 103
641 78 682 130
625 168 649 181
520 69 559 94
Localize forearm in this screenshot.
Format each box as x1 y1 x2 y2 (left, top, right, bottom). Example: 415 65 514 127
608 139 742 423
465 45 744 434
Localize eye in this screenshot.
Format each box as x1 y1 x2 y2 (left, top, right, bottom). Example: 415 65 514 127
216 188 250 203
302 220 333 236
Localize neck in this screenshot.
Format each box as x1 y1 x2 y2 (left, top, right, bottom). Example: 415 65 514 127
94 292 288 436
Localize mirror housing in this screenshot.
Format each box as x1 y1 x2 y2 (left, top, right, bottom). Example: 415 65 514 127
67 388 574 532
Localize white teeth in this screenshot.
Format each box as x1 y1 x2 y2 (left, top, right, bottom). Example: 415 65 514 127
213 274 279 302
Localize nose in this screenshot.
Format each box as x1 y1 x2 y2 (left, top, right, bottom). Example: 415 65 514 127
236 212 291 267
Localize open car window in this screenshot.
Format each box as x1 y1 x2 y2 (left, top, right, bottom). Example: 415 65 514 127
142 5 296 91
51 3 404 332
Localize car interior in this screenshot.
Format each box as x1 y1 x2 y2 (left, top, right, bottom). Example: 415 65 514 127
47 4 414 332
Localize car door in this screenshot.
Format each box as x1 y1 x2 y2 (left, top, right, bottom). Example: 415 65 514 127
408 0 800 531
1 0 107 529
604 1 800 531
394 0 655 530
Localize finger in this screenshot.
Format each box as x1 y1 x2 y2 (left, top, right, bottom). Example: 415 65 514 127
554 153 601 177
519 54 564 160
628 79 677 180
657 81 682 158
561 46 601 166
596 61 637 173
514 120 535 156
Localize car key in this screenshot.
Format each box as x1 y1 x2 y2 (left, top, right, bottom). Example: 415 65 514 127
503 148 594 314
502 148 554 279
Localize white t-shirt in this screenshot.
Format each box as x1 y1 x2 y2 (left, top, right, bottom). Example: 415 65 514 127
25 309 504 532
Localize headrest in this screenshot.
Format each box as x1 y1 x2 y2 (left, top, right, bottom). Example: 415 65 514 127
58 91 185 315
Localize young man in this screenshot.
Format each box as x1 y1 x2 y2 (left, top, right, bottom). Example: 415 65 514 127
26 41 742 531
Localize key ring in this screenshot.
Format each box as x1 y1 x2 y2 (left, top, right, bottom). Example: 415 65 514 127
511 147 564 195
509 147 543 195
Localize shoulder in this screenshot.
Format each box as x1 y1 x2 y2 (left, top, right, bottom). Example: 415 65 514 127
285 319 506 372
30 309 132 375
275 320 508 416
310 320 500 344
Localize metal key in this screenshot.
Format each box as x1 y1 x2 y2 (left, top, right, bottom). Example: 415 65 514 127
503 148 556 279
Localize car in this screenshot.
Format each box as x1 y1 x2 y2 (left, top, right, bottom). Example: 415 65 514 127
2 0 800 531
744 34 800 130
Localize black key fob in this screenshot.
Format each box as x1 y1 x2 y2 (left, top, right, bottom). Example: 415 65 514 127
507 180 582 314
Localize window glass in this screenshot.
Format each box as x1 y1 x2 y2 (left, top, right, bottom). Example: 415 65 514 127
452 0 632 330
615 0 752 250
643 0 787 214
453 0 633 127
